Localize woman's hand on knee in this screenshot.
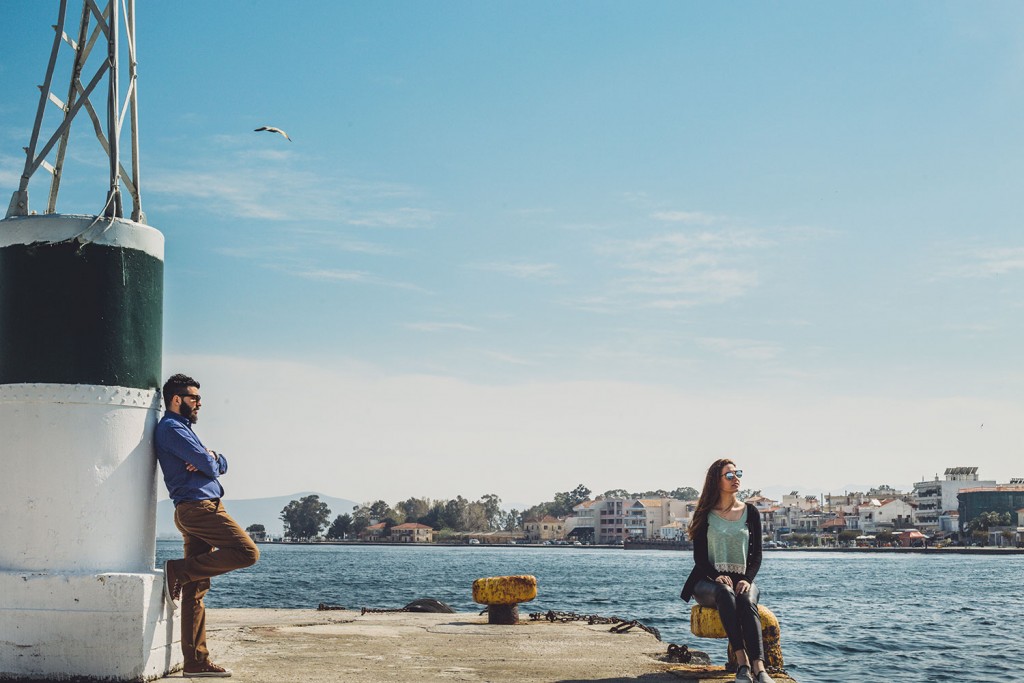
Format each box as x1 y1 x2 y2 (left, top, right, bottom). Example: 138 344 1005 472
735 580 751 594
715 575 733 588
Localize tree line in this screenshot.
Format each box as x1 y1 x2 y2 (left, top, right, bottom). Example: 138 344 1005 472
270 483 703 540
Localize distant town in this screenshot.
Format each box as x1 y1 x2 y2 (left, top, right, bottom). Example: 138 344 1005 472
244 466 1024 549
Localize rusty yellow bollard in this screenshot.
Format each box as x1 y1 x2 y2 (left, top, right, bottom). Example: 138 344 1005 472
690 604 784 670
472 575 538 625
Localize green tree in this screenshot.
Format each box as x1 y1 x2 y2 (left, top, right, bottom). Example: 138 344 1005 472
670 487 700 501
245 523 267 541
552 484 591 516
397 497 432 523
838 529 860 545
368 500 394 519
419 500 445 530
327 513 352 540
280 495 331 539
522 502 554 523
502 508 522 531
479 493 503 530
349 503 374 535
460 502 487 531
967 510 1011 532
441 496 469 530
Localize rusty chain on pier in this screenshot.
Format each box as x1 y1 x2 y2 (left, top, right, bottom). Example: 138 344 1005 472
528 610 663 641
528 609 694 663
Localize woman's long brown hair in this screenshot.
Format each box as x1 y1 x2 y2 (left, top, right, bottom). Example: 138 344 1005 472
687 458 735 540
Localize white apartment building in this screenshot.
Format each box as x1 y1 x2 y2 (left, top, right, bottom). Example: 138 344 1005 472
780 492 819 511
913 467 996 534
858 498 915 533
569 497 691 543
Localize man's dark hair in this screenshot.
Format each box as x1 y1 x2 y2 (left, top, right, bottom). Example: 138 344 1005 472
163 373 200 407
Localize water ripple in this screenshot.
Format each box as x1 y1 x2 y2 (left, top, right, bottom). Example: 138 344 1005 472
157 542 1023 683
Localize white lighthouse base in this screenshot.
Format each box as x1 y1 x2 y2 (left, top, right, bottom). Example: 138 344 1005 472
0 571 180 681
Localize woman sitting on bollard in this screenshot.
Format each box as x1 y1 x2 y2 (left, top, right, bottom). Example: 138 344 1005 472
681 459 775 683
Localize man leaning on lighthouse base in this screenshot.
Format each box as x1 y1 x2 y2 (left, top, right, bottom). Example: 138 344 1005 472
156 373 260 678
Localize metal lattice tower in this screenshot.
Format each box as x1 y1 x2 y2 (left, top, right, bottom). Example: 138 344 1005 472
6 0 144 223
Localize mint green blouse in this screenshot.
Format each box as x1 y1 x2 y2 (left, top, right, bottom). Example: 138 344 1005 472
707 507 749 575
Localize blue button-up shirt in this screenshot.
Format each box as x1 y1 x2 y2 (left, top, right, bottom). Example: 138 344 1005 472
155 411 228 506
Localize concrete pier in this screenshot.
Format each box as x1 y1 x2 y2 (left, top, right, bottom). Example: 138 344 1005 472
146 609 797 683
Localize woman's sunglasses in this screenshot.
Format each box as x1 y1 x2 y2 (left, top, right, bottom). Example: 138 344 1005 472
723 470 743 481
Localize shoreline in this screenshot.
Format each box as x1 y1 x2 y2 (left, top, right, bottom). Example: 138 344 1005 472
158 537 1024 554
258 540 1024 554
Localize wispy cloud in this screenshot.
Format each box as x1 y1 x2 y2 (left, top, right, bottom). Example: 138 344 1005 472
147 139 438 228
289 228 397 255
595 229 772 309
404 322 481 333
696 337 783 361
468 261 561 281
938 246 1024 278
0 151 22 188
650 210 721 225
215 244 303 260
479 349 537 366
286 266 428 292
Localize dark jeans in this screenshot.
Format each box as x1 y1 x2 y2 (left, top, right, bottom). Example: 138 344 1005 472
693 578 763 662
172 499 260 667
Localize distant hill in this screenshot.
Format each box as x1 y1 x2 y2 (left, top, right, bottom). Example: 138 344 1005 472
156 492 359 539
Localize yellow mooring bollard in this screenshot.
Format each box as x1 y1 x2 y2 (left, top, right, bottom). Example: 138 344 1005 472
690 604 784 671
472 575 538 625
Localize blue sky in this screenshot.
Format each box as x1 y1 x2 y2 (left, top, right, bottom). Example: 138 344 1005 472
2 2 1023 505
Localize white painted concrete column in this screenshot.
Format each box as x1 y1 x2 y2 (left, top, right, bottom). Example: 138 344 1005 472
0 215 178 681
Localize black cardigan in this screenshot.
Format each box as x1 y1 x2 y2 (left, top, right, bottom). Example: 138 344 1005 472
680 502 763 602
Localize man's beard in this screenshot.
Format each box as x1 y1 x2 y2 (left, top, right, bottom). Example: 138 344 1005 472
181 402 199 424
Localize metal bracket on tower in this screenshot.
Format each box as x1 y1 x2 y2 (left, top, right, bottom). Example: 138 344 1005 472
5 0 144 223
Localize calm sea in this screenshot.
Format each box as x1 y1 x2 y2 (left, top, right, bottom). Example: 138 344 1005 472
156 540 1022 683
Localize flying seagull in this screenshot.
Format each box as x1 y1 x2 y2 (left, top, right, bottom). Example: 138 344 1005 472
254 126 291 141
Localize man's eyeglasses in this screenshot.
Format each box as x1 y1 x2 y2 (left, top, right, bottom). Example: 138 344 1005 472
723 470 743 481
178 393 201 403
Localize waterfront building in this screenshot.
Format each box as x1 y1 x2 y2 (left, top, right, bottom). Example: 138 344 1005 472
858 498 915 533
564 500 597 543
781 492 819 511
626 498 690 540
821 515 847 541
824 492 860 512
790 510 824 533
523 515 566 542
391 522 435 543
913 467 996 534
360 522 387 540
745 494 778 509
866 484 911 502
659 521 685 540
758 505 780 538
937 511 959 534
957 485 1024 538
569 497 691 543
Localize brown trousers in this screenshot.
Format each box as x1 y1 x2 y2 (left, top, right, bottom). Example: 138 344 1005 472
172 499 260 667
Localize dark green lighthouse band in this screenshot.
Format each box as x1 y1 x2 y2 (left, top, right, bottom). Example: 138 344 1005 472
0 215 163 389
